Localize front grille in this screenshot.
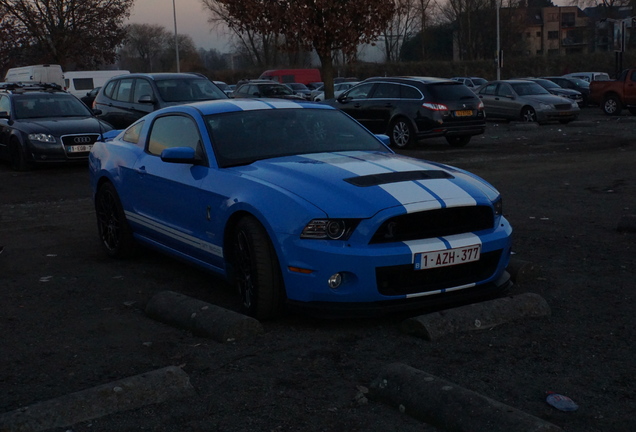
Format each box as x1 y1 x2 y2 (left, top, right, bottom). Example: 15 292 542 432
370 206 494 244
376 250 502 296
61 133 100 158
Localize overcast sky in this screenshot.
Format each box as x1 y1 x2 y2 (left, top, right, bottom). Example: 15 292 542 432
128 0 231 52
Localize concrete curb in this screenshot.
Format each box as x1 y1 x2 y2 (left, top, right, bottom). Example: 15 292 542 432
145 290 264 342
617 214 636 233
0 366 194 432
507 257 539 284
369 363 563 432
400 293 551 341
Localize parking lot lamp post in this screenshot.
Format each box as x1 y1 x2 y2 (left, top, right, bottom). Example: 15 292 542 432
173 0 180 72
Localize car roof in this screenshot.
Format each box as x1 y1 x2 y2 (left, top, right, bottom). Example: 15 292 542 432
163 98 336 117
111 73 209 81
364 76 455 84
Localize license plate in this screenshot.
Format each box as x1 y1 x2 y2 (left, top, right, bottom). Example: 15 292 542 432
66 144 93 153
414 245 481 270
455 110 473 117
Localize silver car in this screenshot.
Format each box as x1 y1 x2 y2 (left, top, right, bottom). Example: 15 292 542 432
476 79 580 124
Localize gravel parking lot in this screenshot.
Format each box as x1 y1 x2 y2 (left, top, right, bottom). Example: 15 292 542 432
1 108 634 431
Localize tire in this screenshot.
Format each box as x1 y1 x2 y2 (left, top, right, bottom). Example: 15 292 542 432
389 117 416 149
520 107 537 122
232 216 285 320
446 136 471 147
95 182 136 258
602 95 622 116
9 139 29 171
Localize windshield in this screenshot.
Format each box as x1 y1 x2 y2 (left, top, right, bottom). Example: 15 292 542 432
261 84 294 97
207 108 389 168
511 82 550 96
13 94 94 119
157 78 228 102
535 79 559 89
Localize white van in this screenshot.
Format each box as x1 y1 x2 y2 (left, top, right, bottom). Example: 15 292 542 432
63 70 130 97
4 64 64 87
562 72 610 83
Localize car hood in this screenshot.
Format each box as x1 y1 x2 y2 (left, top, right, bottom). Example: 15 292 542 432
549 88 580 96
523 94 573 104
17 117 111 135
232 151 497 217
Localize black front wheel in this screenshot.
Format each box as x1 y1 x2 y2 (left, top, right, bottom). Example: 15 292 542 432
602 95 622 116
95 182 136 258
9 140 29 171
232 216 285 320
520 107 537 122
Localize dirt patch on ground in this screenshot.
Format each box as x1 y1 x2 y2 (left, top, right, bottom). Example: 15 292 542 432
1 109 634 431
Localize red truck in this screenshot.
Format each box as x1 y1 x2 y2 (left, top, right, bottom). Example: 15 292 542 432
589 68 636 115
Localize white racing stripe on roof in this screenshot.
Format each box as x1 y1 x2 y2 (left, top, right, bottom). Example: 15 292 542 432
225 100 273 111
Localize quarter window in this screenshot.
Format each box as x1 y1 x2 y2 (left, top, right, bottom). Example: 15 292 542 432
401 85 422 99
148 115 201 157
122 120 145 145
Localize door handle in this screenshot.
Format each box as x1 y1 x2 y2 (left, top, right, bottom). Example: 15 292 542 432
135 166 147 175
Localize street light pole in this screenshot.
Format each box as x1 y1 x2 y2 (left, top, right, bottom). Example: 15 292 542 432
172 0 180 72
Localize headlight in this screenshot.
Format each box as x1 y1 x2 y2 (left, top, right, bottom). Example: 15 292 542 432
28 133 56 143
301 219 360 240
493 197 503 216
538 103 553 110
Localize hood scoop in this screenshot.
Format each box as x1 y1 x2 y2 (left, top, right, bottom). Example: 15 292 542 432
344 170 454 187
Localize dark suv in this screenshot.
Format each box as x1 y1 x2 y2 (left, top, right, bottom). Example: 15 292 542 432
93 73 228 129
326 76 486 148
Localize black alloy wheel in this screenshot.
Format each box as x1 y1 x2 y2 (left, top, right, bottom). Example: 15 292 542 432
95 182 136 258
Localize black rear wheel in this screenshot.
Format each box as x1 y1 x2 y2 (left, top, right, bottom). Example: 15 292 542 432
95 182 136 258
602 95 622 116
389 118 415 149
232 216 285 320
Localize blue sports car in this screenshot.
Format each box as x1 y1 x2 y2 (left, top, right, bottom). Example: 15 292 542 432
89 99 513 319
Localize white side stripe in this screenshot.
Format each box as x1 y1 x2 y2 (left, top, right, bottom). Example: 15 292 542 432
126 211 224 258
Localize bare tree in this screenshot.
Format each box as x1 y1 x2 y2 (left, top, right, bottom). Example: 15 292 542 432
0 0 133 69
120 23 170 72
381 0 423 63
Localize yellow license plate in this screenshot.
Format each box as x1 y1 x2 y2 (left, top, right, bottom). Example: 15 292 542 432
455 110 473 117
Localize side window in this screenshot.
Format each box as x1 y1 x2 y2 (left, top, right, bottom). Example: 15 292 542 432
371 83 401 99
114 78 134 102
102 80 117 99
133 79 153 102
400 85 422 99
346 83 374 99
496 83 513 96
0 95 11 114
122 120 145 145
480 83 497 95
147 115 202 157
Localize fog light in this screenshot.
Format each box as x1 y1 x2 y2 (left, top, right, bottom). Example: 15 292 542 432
328 273 342 289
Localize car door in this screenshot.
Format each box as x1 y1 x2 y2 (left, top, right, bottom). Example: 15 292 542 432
477 82 502 118
365 82 402 133
129 114 223 267
494 83 519 119
332 82 377 131
625 70 636 105
0 94 12 157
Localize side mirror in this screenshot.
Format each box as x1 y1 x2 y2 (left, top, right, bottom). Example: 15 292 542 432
138 94 155 104
92 109 102 116
160 146 201 164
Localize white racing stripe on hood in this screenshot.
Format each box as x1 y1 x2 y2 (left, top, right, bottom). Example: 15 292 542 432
303 152 441 207
371 156 477 208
